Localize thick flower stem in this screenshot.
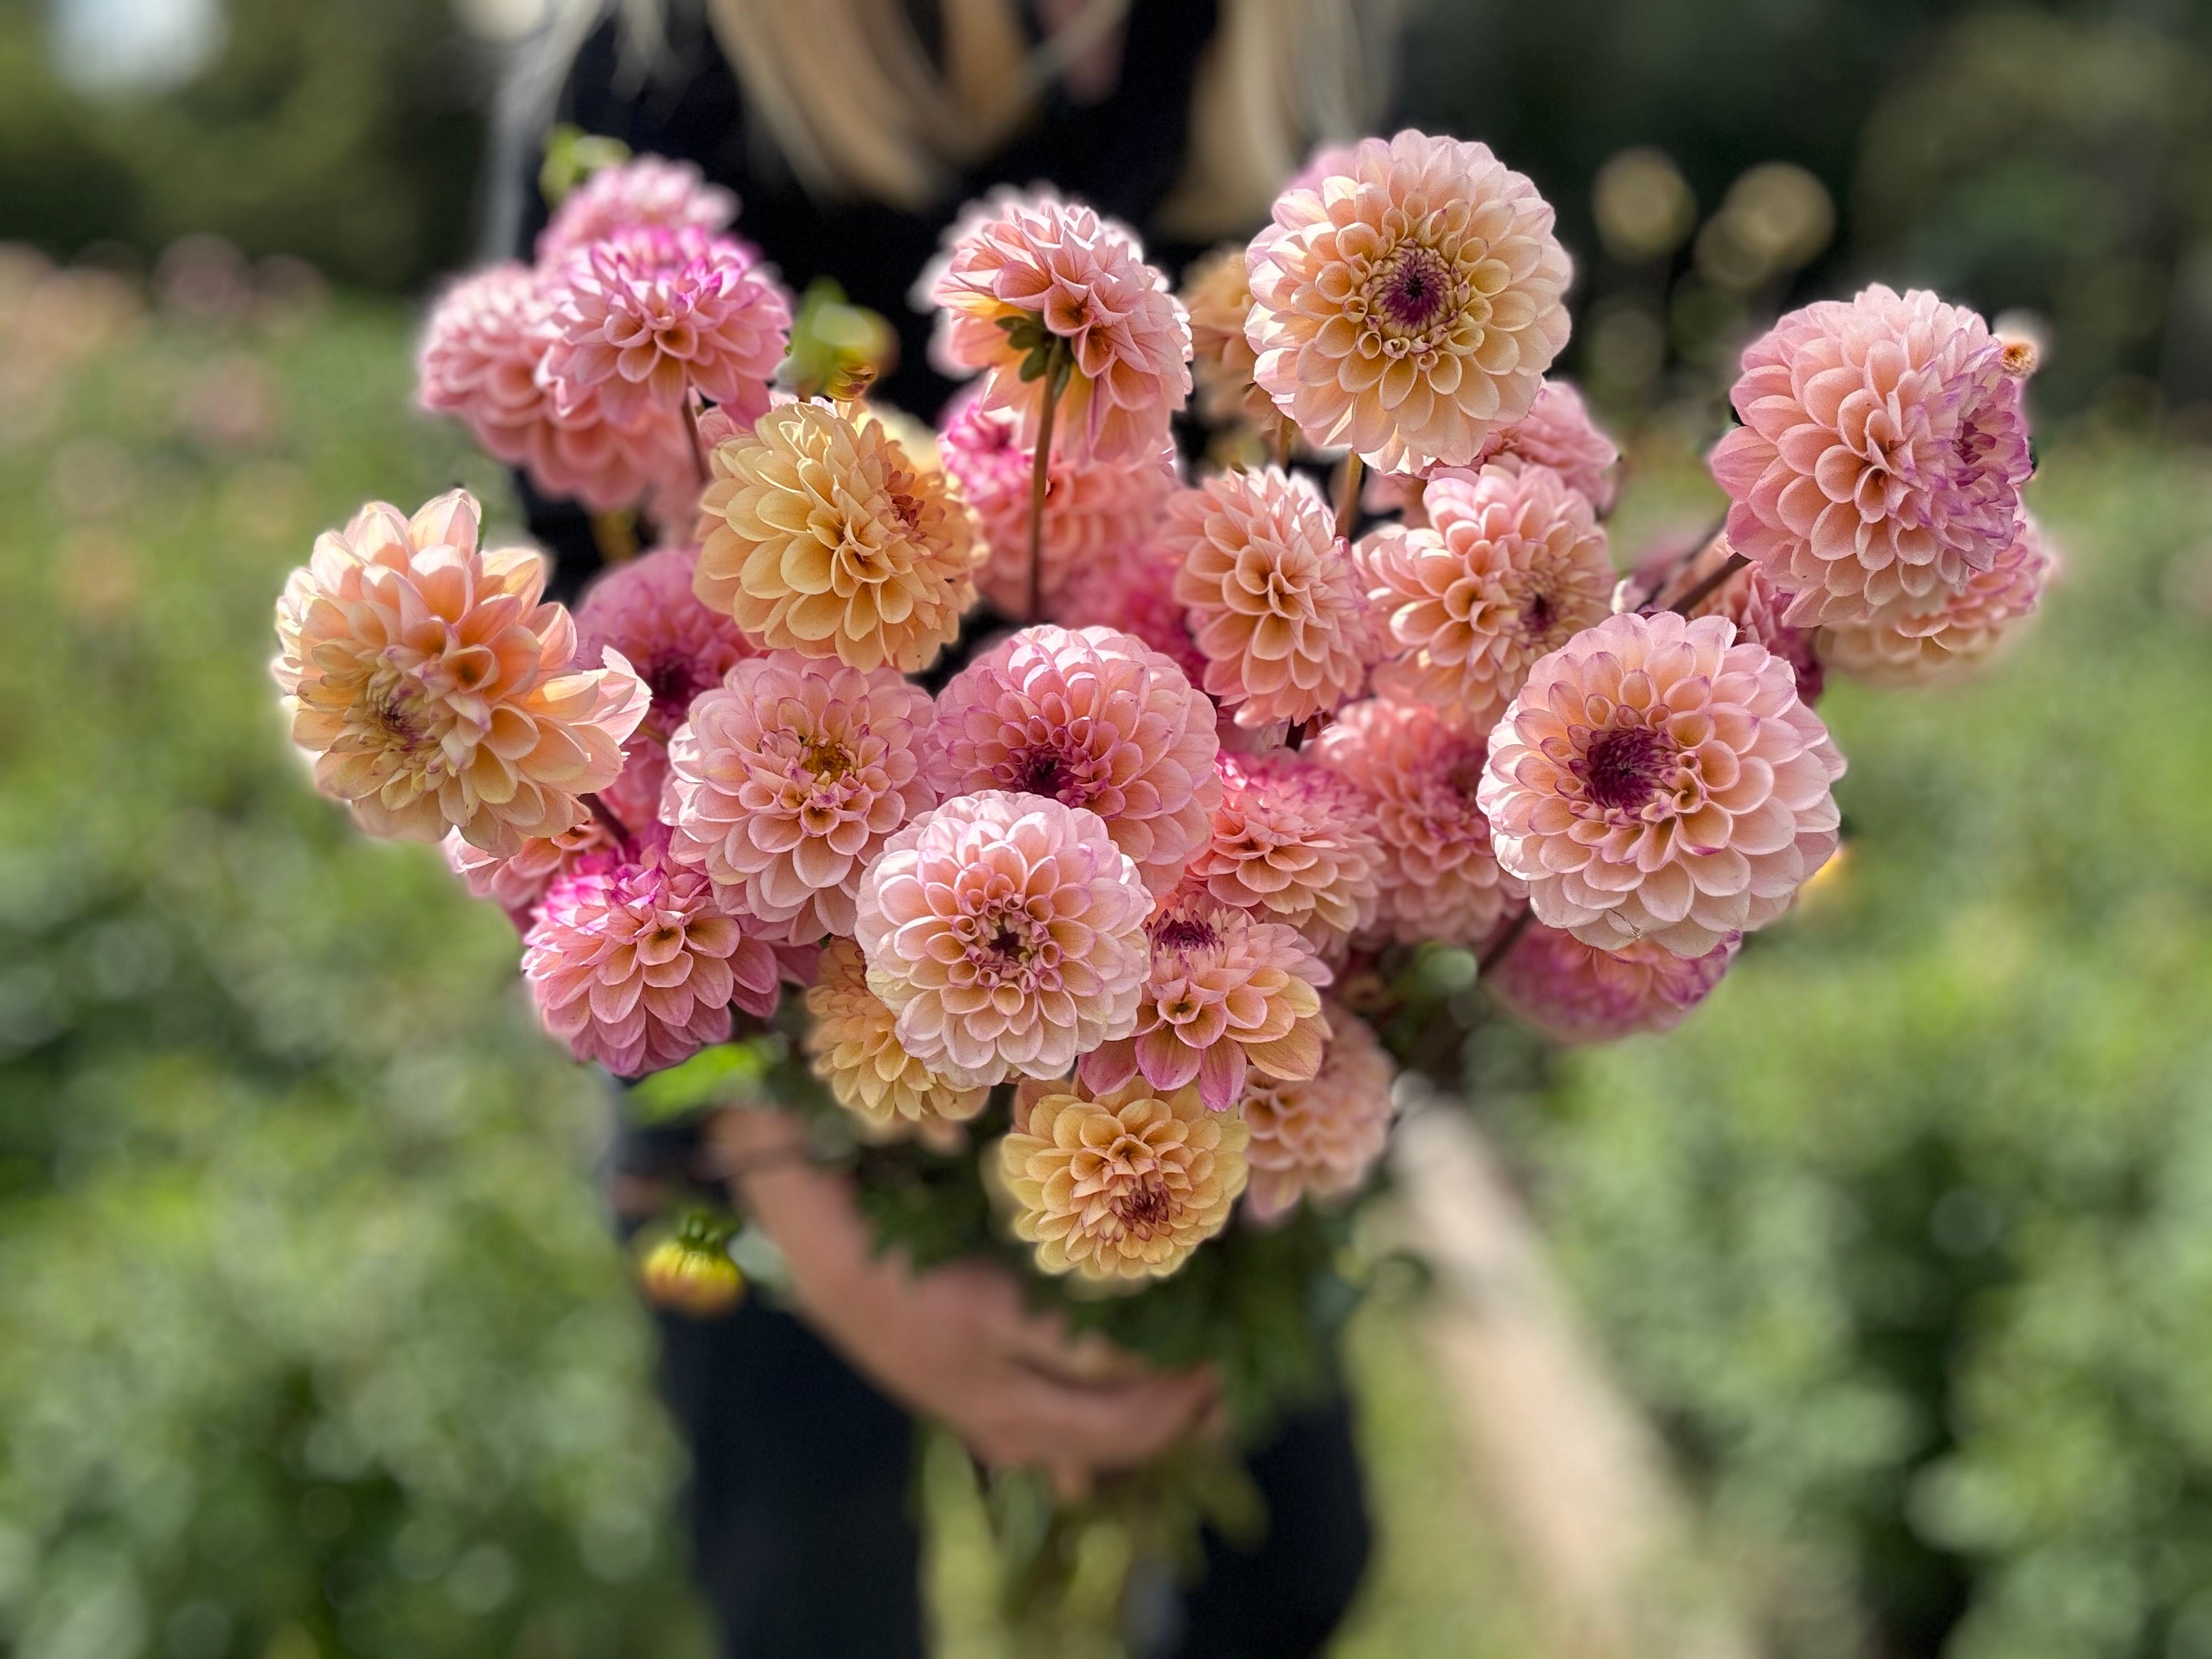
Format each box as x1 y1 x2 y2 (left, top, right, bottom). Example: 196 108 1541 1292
680 395 711 489
1274 416 1295 472
1027 366 1066 623
1663 552 1750 617
1334 451 1365 541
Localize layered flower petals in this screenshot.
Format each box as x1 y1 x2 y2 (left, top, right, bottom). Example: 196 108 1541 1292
1239 1001 1395 1222
1488 923 1738 1044
803 938 989 1143
1188 753 1384 959
1476 610 1845 957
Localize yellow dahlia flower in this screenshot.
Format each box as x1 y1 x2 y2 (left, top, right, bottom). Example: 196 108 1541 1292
996 1076 1249 1281
693 401 979 673
803 938 989 1144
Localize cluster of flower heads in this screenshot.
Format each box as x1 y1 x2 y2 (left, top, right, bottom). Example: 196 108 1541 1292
279 132 2053 1289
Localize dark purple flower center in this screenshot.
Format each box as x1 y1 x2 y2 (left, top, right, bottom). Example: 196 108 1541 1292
1580 726 1673 813
1153 911 1220 953
1374 244 1453 333
1116 1182 1173 1233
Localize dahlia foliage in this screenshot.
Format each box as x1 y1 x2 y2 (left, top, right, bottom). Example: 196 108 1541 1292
276 130 2050 1461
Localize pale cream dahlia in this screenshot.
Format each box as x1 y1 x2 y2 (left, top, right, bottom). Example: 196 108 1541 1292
273 491 648 855
1239 1001 1395 1222
663 652 936 942
1182 241 1274 429
996 1075 1249 1280
1477 610 1845 957
1079 880 1331 1111
538 226 791 431
538 156 739 260
803 938 989 1142
521 838 780 1076
923 188 1191 463
575 544 755 740
854 792 1151 1088
1488 923 1738 1046
1245 130 1574 473
1819 516 2054 686
926 625 1219 895
693 401 979 673
1165 467 1380 728
1361 462 1614 735
1189 753 1383 959
934 392 1178 615
442 819 615 930
1315 697 1523 948
1708 284 2033 628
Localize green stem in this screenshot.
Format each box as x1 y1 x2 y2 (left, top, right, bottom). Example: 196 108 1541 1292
1027 369 1065 625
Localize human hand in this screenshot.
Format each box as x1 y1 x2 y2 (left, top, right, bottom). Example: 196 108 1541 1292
710 1109 1216 1492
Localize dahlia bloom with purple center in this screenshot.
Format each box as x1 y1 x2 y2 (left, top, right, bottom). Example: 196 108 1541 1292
1708 284 2032 628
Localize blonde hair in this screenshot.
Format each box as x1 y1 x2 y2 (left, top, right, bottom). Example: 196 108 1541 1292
591 0 1397 237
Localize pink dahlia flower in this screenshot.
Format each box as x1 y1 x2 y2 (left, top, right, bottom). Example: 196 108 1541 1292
1189 753 1383 959
1477 379 1621 511
1708 284 2032 628
538 156 739 261
934 391 1178 616
1315 697 1523 949
923 188 1191 464
1246 130 1574 473
574 545 754 741
273 491 648 855
853 791 1152 1087
664 652 936 943
1489 923 1738 1045
539 226 791 431
1361 463 1615 736
1165 467 1380 728
442 819 616 931
416 264 695 515
1080 880 1331 1111
926 625 1219 895
1047 541 1209 689
1240 1001 1396 1222
521 835 779 1076
1819 515 2054 686
1478 610 1845 957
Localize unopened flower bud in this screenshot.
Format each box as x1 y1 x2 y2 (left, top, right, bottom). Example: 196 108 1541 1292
640 1234 745 1317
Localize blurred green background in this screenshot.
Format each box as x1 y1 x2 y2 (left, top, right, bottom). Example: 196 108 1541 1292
4 1 2211 1656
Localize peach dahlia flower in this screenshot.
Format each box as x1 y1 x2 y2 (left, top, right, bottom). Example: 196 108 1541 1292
1361 462 1614 735
1239 1001 1396 1223
1488 923 1738 1046
1190 753 1383 959
1047 542 1209 690
854 792 1151 1088
1316 697 1523 949
1079 880 1332 1112
1477 610 1844 957
803 938 988 1143
273 491 648 855
1246 130 1573 474
693 401 979 673
997 1075 1249 1281
664 652 936 943
923 188 1191 465
1165 467 1380 728
927 625 1219 895
1819 516 2054 686
1182 241 1274 429
1708 284 2032 628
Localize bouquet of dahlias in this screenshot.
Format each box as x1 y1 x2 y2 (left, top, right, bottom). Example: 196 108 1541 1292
271 130 2050 1627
